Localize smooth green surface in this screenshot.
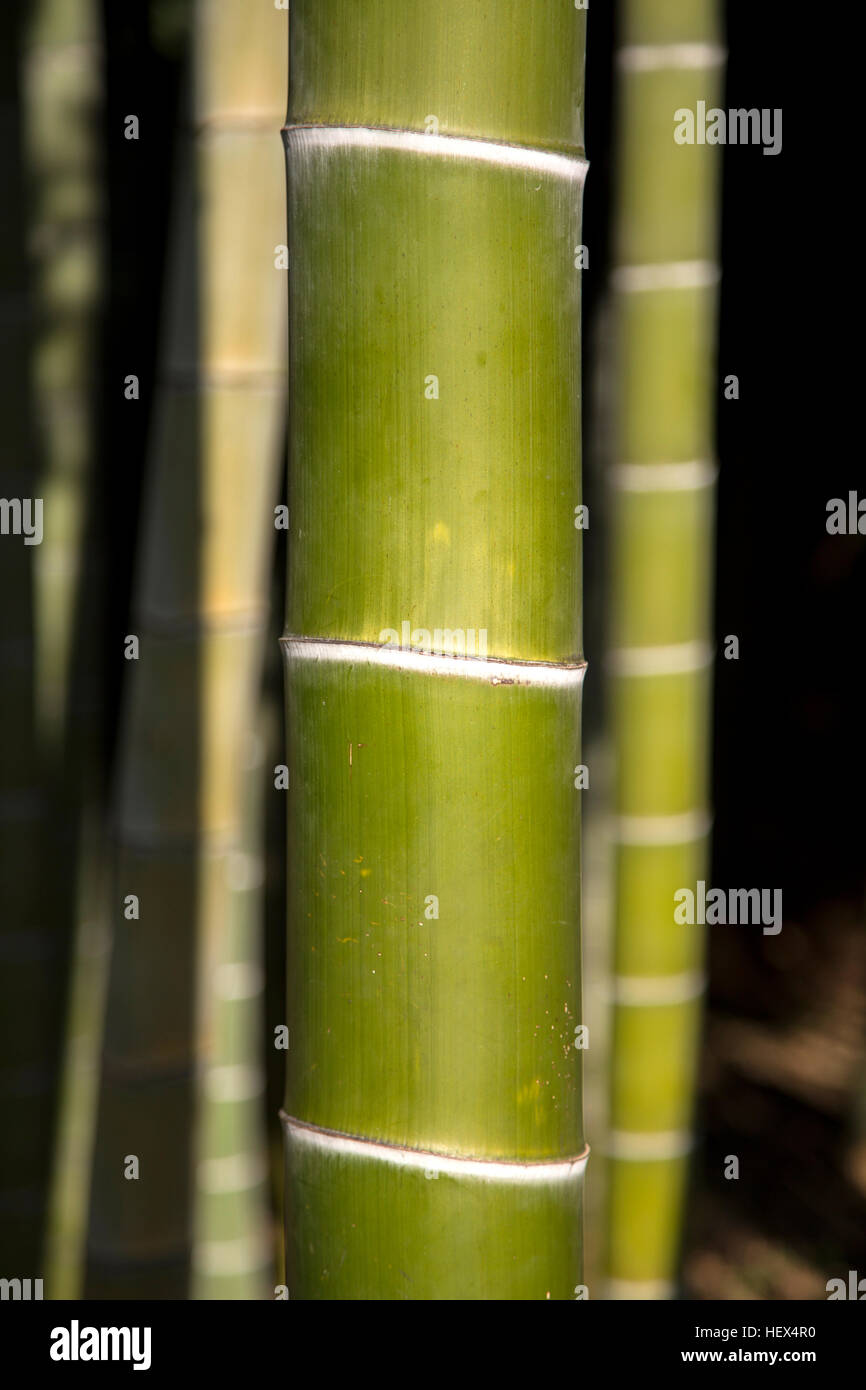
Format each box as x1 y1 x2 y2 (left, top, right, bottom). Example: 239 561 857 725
614 841 708 977
613 670 712 818
616 67 722 267
284 654 583 1161
606 1157 689 1286
611 1001 702 1133
286 137 584 663
614 60 721 468
605 1 721 1295
284 4 586 1299
620 0 721 47
288 0 586 153
284 1123 584 1301
611 487 714 648
622 284 717 464
618 287 718 464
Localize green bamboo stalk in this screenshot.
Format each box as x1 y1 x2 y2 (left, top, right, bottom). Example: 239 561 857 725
261 617 288 1279
580 736 614 1292
85 0 285 1298
282 2 588 1300
603 0 724 1298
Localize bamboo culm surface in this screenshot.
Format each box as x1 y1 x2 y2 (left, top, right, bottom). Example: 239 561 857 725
24 0 103 755
22 0 106 1300
282 1 588 1299
85 1 286 1298
604 0 723 1299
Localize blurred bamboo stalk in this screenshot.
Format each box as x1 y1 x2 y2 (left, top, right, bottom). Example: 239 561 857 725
16 0 111 1301
603 0 724 1298
282 1 587 1299
191 720 272 1299
24 0 103 752
85 0 285 1298
0 2 59 1277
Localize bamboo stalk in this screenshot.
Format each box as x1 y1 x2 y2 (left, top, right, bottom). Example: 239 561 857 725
18 0 109 1301
603 0 723 1298
261 609 288 1278
85 0 286 1298
0 4 57 1275
282 2 588 1300
23 0 103 753
191 723 272 1300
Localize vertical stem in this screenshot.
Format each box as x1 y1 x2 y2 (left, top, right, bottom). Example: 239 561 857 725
192 722 272 1299
20 0 108 1301
23 0 103 752
0 2 56 1277
604 0 724 1298
86 0 286 1298
283 2 588 1299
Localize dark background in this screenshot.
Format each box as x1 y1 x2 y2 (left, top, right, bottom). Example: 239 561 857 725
698 7 866 1296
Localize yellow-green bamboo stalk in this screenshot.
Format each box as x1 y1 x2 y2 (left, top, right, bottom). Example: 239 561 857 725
17 0 110 1302
282 2 588 1299
580 736 614 1292
23 0 103 753
604 0 724 1299
85 0 286 1298
192 722 272 1299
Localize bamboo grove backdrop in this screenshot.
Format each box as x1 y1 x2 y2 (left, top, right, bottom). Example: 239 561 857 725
1 0 863 1302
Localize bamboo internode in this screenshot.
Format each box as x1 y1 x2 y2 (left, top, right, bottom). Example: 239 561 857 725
604 0 723 1297
282 2 588 1299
